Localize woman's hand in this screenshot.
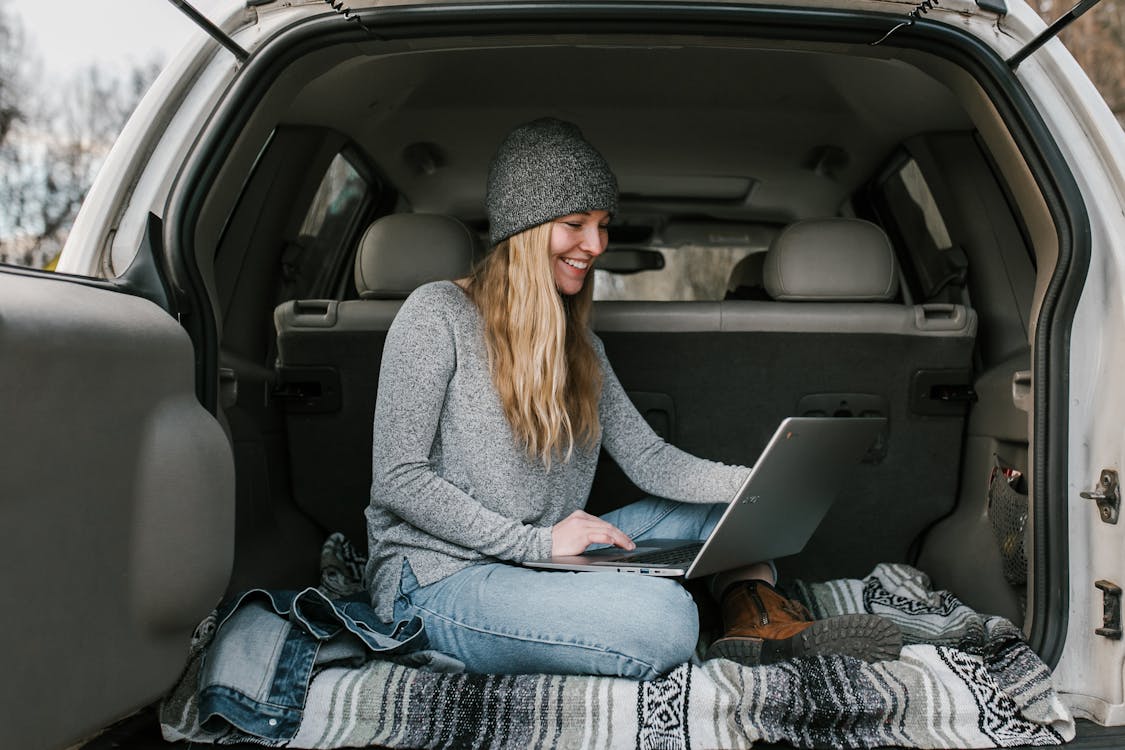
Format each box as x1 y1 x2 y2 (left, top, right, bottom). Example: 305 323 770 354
551 510 636 557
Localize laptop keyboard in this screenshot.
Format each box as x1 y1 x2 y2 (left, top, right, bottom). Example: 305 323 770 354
624 542 704 567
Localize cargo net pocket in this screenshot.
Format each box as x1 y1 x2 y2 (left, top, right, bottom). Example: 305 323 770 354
988 456 1029 587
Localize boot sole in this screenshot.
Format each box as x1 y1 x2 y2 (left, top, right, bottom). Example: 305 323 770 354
705 614 902 666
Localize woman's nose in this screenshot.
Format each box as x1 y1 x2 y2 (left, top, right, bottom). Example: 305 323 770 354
580 226 607 254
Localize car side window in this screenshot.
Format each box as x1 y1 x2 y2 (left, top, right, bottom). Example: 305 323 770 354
213 133 380 366
870 156 965 304
282 152 372 301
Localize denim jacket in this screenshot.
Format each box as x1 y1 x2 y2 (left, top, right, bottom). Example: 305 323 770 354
197 586 430 744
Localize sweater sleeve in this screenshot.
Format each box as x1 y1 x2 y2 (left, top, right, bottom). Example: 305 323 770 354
369 286 554 561
594 335 750 503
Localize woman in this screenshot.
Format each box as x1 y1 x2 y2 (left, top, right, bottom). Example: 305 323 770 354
364 118 899 679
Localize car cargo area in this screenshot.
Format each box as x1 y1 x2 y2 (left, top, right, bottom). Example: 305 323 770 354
197 22 1049 628
80 4 1096 748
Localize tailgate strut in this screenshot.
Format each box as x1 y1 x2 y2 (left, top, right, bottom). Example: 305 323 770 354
1008 0 1103 69
165 0 250 63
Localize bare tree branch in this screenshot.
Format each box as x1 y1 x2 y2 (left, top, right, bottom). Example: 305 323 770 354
0 7 161 268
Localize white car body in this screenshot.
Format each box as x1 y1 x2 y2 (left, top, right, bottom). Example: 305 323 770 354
5 0 1125 745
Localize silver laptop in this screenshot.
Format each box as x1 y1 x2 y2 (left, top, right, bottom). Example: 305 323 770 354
525 416 886 579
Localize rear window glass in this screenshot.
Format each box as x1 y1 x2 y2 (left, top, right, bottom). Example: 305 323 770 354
593 223 773 301
594 246 758 301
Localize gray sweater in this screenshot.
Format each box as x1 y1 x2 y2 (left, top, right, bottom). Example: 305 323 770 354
364 281 749 621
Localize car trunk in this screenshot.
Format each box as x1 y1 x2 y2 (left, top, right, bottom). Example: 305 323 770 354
195 0 1059 634
74 0 1106 746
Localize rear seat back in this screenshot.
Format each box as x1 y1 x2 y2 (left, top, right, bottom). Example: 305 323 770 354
274 214 477 546
276 214 976 575
591 218 977 582
762 217 899 302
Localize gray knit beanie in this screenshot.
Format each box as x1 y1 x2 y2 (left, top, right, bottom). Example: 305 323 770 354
485 118 618 247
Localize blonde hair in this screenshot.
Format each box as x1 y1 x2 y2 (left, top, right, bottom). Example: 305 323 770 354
466 222 602 466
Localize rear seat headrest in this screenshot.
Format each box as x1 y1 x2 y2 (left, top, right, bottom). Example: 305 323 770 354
354 214 478 300
763 218 900 302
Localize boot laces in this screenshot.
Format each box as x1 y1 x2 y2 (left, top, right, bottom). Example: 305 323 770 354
779 596 813 623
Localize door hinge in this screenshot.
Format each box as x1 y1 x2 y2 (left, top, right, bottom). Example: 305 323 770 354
1081 469 1120 525
1095 580 1122 639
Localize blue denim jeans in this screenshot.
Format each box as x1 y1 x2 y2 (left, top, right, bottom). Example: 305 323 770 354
393 497 726 680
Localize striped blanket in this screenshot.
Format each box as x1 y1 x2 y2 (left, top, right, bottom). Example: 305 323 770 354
161 546 1073 749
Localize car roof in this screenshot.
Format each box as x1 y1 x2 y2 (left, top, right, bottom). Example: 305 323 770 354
176 0 1028 229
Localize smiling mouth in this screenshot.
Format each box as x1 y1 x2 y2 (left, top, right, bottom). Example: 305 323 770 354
561 257 589 271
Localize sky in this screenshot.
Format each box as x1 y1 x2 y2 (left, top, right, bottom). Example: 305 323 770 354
7 0 201 80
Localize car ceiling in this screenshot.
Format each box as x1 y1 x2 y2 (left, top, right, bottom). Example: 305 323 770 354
282 39 974 228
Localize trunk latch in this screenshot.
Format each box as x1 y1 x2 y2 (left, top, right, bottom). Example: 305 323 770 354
1081 469 1120 525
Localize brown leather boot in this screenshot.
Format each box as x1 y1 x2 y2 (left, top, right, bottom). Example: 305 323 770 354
705 580 902 665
